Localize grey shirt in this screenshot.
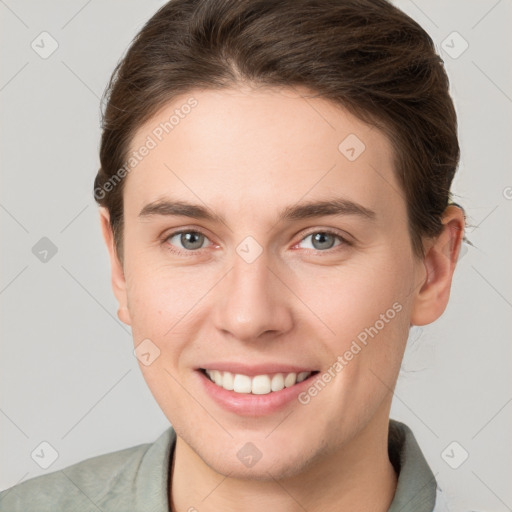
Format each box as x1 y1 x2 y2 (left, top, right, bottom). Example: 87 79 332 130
0 419 447 511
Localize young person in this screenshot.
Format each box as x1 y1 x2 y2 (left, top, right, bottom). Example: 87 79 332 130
0 0 466 510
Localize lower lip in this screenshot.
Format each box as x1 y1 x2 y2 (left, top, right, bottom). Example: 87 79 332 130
196 369 319 417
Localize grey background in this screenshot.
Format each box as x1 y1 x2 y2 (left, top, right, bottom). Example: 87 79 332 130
1 0 511 509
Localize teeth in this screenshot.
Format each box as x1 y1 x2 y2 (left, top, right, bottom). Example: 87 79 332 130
297 371 310 383
222 371 234 391
251 375 271 395
284 372 297 388
233 374 252 393
212 370 223 386
271 373 284 392
204 369 313 395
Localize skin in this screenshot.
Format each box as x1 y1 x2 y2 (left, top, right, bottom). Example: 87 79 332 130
99 86 464 512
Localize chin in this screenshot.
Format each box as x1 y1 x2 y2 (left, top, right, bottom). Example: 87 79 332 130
211 456 309 482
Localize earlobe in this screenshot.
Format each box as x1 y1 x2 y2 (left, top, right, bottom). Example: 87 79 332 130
117 306 131 325
99 208 132 326
410 205 465 326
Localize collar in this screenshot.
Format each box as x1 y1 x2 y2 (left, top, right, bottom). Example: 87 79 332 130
387 419 438 511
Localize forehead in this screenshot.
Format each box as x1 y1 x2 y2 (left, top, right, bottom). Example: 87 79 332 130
124 87 404 226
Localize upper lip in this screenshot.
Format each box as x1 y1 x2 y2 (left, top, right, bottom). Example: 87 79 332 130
197 362 318 377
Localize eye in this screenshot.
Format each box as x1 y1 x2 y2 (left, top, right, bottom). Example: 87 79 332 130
296 230 349 251
164 230 211 253
162 228 351 256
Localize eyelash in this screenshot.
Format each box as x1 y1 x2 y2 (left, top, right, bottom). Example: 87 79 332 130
161 228 352 256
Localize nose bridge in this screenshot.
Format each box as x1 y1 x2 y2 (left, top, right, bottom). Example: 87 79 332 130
213 244 292 341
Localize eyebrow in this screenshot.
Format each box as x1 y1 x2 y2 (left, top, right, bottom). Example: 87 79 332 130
138 197 376 224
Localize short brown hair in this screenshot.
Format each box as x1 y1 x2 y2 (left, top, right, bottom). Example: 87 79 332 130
94 0 461 262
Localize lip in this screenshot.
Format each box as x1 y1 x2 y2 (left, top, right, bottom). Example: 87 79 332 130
196 362 316 377
195 368 320 417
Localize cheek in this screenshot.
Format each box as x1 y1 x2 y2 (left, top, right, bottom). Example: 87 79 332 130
124 259 201 336
303 253 414 337
124 261 224 382
299 254 414 399
125 265 200 415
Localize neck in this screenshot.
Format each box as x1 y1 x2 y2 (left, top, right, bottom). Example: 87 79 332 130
169 411 398 512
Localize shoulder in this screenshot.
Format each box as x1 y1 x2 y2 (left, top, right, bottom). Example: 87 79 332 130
0 427 175 512
0 442 151 511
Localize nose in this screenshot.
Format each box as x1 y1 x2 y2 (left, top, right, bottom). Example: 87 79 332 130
212 248 294 342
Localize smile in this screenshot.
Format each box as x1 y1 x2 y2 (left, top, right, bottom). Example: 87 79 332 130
201 369 319 395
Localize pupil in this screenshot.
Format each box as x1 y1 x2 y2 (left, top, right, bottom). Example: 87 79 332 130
182 232 202 249
314 232 334 250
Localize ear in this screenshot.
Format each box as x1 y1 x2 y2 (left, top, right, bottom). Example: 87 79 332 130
99 207 131 326
410 205 466 326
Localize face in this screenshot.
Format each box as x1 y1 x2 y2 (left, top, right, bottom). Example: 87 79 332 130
102 86 442 480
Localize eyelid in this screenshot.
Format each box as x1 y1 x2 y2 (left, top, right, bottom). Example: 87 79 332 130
161 227 215 255
161 226 352 255
293 227 352 250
